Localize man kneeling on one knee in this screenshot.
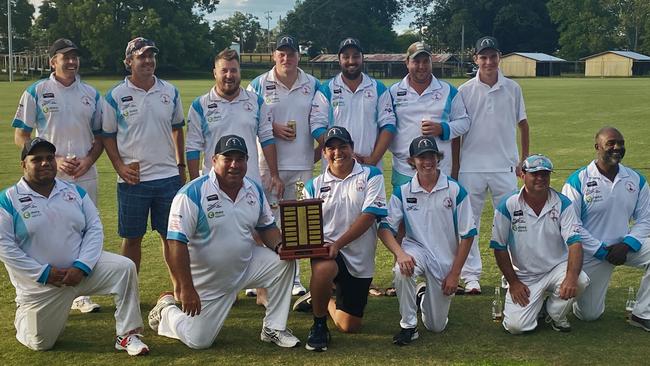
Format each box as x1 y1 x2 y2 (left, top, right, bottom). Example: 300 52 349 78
148 135 299 349
491 154 590 334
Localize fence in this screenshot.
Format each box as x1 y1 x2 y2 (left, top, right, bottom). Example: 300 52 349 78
1 52 50 77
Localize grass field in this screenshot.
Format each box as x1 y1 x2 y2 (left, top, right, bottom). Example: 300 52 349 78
0 76 649 365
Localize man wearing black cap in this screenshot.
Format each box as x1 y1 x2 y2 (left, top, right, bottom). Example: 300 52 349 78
310 37 396 170
102 37 186 276
12 37 104 313
293 126 387 351
247 35 322 296
379 136 476 345
149 135 299 349
0 138 149 355
455 36 530 294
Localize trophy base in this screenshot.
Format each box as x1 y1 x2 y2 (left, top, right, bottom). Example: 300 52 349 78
278 246 329 260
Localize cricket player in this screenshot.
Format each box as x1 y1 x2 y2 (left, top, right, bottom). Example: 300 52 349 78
456 36 530 295
310 38 396 169
148 135 299 349
379 136 476 345
293 126 387 351
12 38 103 313
247 35 321 296
0 138 148 355
491 154 589 334
388 41 470 184
562 127 650 331
102 37 186 273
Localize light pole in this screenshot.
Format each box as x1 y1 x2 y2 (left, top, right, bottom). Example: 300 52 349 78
7 0 13 82
264 10 272 53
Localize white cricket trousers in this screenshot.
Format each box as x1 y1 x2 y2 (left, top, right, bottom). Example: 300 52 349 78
261 169 312 285
458 171 518 283
14 251 143 350
503 262 590 334
393 245 453 333
574 240 650 321
157 245 296 349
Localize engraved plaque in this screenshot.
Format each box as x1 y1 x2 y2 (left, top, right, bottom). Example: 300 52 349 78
278 198 328 260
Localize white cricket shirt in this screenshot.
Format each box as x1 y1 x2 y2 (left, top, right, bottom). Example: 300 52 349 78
303 161 387 278
12 73 102 183
185 87 273 184
103 77 185 183
248 68 321 171
166 169 276 301
388 75 470 176
490 188 582 279
457 70 527 173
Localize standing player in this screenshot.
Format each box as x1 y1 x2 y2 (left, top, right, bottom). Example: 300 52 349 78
293 127 387 351
247 36 321 296
0 138 148 355
562 127 650 330
148 135 299 349
456 36 530 294
388 41 470 185
379 136 476 345
102 37 186 274
12 38 103 313
491 154 589 334
310 38 396 169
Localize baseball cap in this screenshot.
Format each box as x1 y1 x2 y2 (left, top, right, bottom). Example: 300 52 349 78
276 35 298 51
214 135 248 156
125 37 159 59
407 42 432 59
475 36 500 54
48 38 78 58
338 38 363 54
323 126 353 146
21 137 56 160
522 154 554 173
409 136 440 157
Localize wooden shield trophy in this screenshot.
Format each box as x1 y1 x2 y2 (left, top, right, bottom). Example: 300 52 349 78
278 180 328 260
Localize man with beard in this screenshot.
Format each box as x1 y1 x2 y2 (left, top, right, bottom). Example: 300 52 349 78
310 38 396 169
0 138 148 355
12 38 104 313
492 154 589 334
148 135 299 349
103 37 186 275
562 127 650 330
186 49 282 192
247 36 320 296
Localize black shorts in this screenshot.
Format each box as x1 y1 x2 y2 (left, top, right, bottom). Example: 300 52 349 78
333 254 372 318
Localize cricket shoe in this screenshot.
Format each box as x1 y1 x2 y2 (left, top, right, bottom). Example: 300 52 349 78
293 291 312 312
261 327 301 348
416 282 426 311
305 321 330 352
71 296 101 313
629 314 650 332
546 315 571 332
292 283 307 296
393 327 419 346
115 333 149 356
148 292 176 332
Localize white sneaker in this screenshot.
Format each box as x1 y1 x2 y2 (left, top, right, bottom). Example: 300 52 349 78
245 288 257 297
71 296 101 313
115 333 149 356
292 283 307 296
148 292 176 332
546 315 571 332
261 327 300 348
464 280 482 295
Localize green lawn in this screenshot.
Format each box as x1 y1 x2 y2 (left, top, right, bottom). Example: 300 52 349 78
0 76 649 365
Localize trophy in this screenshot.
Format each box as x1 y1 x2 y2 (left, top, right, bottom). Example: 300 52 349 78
278 179 328 260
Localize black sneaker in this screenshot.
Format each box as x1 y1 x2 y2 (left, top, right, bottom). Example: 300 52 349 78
392 327 419 346
629 314 650 332
416 282 426 311
292 291 312 312
305 321 330 351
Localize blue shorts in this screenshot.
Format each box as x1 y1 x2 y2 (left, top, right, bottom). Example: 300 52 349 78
117 176 182 238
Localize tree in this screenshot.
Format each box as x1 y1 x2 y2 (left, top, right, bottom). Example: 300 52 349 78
281 0 403 53
1 0 35 52
32 0 218 72
211 12 262 53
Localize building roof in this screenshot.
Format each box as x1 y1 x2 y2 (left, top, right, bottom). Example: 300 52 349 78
502 52 565 62
310 53 458 63
581 50 650 61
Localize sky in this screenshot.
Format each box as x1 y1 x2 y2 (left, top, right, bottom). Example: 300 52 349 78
28 0 417 34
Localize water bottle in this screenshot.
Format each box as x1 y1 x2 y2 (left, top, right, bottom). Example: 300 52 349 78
625 286 636 320
492 287 503 322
